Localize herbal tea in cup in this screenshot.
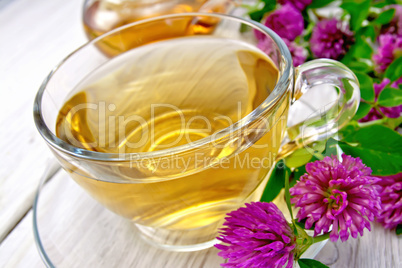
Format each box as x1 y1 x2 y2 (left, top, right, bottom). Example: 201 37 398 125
34 13 360 251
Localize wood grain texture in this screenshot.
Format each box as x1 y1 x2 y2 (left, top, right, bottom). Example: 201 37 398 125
0 0 401 267
0 210 44 268
0 170 224 268
316 224 402 268
0 0 86 241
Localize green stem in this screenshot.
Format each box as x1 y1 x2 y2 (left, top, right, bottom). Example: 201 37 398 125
312 232 331 244
374 105 388 118
312 151 325 160
360 99 376 106
357 116 387 127
284 167 297 235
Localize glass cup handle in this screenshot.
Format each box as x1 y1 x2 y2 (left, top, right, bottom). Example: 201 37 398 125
277 59 360 159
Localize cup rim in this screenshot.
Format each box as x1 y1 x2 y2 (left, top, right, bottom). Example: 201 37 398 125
33 12 293 161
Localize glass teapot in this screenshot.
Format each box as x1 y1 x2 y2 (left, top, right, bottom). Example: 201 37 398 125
83 0 237 41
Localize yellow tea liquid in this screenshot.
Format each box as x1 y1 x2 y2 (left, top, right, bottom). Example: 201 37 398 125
55 36 289 243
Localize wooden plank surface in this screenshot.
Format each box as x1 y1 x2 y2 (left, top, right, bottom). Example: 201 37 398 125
0 0 86 241
316 224 402 268
0 170 224 268
0 0 401 267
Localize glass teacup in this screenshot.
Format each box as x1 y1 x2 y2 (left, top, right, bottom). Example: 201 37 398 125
34 13 360 252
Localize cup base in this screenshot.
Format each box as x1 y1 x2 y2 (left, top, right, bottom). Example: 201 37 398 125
139 235 219 252
135 222 223 252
